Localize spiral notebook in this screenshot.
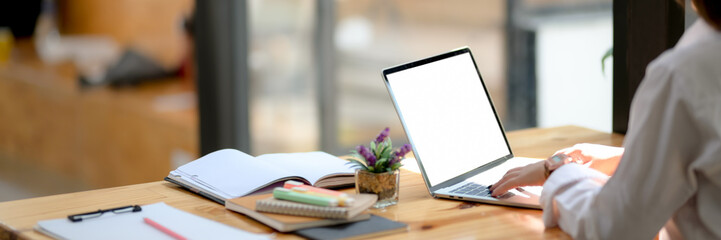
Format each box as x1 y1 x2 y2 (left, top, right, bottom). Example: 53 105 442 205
225 193 375 232
255 193 377 219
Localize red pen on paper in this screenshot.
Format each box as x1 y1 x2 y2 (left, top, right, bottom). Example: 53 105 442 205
144 217 188 240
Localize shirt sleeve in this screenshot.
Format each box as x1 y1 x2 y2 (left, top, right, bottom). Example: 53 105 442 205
540 61 699 239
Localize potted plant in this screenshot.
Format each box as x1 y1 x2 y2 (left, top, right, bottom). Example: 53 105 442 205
347 127 412 208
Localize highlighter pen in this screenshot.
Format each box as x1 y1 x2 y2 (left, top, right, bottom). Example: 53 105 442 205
283 180 349 197
273 187 338 207
290 187 355 207
283 180 354 206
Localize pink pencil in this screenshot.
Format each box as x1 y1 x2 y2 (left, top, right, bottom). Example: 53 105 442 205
283 180 348 197
144 217 187 240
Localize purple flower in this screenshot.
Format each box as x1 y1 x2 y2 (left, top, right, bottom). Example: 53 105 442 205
374 127 390 144
390 144 412 165
356 145 377 166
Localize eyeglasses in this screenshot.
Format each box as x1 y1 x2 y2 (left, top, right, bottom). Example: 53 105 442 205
67 205 142 222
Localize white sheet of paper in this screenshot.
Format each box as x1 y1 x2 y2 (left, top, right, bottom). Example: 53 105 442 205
36 202 271 240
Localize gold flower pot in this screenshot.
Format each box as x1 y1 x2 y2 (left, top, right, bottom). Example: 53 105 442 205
355 169 399 208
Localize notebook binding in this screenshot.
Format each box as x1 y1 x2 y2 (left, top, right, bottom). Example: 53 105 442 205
256 200 348 219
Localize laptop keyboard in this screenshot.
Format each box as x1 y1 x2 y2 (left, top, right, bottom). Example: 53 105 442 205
449 182 491 197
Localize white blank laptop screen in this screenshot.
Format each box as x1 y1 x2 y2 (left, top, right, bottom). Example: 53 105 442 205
385 52 510 187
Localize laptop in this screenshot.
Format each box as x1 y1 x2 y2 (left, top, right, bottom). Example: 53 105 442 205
382 47 542 209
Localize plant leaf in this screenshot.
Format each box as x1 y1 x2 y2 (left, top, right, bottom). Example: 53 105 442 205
345 159 369 171
345 158 363 166
601 47 613 76
390 162 402 171
349 153 365 163
381 145 392 158
377 141 387 157
375 157 388 170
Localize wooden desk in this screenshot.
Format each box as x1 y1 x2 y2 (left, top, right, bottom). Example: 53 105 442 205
0 126 624 240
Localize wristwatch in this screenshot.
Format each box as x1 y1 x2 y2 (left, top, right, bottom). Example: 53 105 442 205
544 153 578 179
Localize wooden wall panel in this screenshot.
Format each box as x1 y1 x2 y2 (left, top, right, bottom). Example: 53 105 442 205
0 40 198 189
0 60 80 176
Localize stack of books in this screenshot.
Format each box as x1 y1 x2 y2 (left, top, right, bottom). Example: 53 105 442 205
225 181 377 232
168 150 409 238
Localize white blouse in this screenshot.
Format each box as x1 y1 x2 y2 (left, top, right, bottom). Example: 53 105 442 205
541 19 721 240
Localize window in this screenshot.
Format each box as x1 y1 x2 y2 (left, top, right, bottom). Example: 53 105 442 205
238 0 614 155
248 0 319 154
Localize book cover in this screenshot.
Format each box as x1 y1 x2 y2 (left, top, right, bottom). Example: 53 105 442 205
255 193 377 219
293 215 408 240
226 193 371 232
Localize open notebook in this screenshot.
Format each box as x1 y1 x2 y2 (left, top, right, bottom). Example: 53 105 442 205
166 149 356 204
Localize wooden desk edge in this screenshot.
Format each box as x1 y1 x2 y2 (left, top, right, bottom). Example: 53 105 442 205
0 126 624 240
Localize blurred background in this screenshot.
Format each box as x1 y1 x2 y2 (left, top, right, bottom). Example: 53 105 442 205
0 0 697 201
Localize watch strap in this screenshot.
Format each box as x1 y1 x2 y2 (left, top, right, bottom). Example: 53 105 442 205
544 153 572 179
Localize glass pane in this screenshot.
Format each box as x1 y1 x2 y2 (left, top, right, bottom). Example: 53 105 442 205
248 0 318 154
335 0 507 151
520 0 614 132
246 0 614 155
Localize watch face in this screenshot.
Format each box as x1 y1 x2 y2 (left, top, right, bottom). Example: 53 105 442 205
547 153 570 169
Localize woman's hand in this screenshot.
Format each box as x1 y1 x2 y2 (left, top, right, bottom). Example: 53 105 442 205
556 143 624 176
489 144 624 197
490 161 545 197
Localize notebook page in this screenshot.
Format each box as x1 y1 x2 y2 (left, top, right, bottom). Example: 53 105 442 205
177 149 296 197
256 152 354 185
167 170 230 201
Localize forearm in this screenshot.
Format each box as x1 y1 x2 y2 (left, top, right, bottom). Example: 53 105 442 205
587 152 622 176
561 144 624 176
542 164 659 239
